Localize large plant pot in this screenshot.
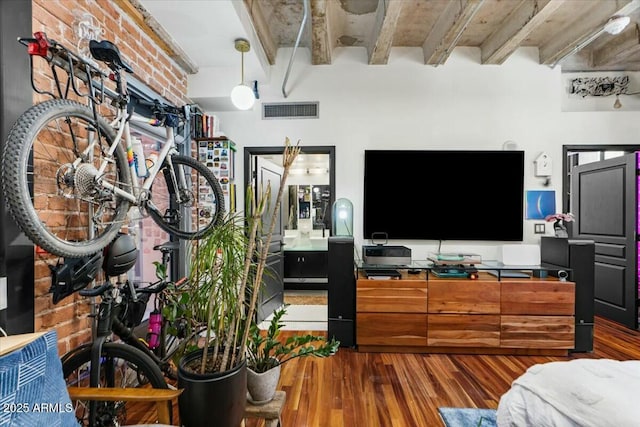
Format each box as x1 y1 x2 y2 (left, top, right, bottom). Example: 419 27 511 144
177 350 247 427
247 364 281 404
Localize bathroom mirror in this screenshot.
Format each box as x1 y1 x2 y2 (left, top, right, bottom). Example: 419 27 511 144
244 146 335 239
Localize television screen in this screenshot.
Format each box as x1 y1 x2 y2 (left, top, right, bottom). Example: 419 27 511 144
363 150 524 241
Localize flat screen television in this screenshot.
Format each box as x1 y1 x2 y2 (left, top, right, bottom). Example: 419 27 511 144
363 150 524 241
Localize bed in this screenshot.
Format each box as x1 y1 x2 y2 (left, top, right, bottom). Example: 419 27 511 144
496 359 640 427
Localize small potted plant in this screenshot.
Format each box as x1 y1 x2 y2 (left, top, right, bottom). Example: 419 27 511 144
246 304 340 403
545 213 575 238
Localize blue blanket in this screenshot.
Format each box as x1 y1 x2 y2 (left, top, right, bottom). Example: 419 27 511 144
0 330 78 426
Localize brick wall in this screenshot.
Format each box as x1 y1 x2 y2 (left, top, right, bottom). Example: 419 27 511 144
31 0 191 355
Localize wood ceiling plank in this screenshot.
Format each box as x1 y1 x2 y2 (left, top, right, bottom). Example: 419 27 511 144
539 0 638 66
422 0 485 65
592 23 640 67
368 0 404 64
311 0 332 65
481 0 566 65
244 0 278 65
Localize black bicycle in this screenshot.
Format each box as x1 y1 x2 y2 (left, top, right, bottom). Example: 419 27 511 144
59 235 195 426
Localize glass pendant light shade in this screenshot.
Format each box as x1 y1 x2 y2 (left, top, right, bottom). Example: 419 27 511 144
231 38 255 110
231 84 255 110
332 198 353 236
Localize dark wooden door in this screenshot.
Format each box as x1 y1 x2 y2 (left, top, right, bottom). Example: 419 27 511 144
254 156 285 323
571 153 637 329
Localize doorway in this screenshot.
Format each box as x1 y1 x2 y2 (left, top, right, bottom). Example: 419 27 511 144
563 144 640 330
244 146 335 321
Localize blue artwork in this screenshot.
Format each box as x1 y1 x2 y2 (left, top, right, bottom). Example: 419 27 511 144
526 190 556 220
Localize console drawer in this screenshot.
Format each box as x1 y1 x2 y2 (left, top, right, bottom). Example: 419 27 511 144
356 313 427 346
357 287 427 313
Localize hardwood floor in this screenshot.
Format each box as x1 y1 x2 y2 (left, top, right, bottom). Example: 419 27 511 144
131 315 640 426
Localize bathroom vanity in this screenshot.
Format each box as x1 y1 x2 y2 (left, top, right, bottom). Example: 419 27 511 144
283 230 328 290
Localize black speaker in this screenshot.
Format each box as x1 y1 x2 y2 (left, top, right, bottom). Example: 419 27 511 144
328 236 355 347
541 237 595 352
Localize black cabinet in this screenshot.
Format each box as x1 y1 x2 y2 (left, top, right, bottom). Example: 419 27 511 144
0 0 34 334
283 251 328 289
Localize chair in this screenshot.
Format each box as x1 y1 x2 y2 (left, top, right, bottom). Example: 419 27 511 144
0 330 181 426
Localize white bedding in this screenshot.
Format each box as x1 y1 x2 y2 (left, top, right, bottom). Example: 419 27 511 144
497 359 640 427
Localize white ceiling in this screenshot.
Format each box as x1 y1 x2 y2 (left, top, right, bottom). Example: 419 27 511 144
139 0 268 110
138 0 640 111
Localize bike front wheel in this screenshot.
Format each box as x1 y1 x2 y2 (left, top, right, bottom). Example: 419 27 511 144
62 342 171 426
1 99 131 257
148 154 224 239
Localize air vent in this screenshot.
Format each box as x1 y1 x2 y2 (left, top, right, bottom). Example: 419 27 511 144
262 102 319 119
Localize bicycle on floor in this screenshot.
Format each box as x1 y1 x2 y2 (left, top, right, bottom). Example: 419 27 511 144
1 31 224 259
59 234 200 426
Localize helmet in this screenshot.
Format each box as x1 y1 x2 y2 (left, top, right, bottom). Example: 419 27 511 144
50 251 103 304
103 233 139 276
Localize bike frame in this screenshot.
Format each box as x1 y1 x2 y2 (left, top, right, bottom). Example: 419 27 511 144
81 104 185 207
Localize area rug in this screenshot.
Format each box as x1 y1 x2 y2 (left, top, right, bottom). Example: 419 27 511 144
283 291 328 305
438 407 497 427
258 304 327 331
283 295 328 305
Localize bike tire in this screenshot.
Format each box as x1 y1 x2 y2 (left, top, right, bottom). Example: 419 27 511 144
1 98 131 257
61 342 171 426
148 154 224 239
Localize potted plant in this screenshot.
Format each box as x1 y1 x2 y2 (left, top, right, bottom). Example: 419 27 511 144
545 213 575 238
174 138 301 427
246 304 339 403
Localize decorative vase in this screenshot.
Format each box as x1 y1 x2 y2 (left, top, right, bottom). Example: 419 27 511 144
554 219 568 238
177 350 247 427
247 364 281 404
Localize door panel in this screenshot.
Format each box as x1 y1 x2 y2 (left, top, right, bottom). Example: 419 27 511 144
254 157 284 323
594 262 625 306
571 153 637 329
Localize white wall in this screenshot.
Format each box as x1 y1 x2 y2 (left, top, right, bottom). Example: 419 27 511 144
195 46 640 262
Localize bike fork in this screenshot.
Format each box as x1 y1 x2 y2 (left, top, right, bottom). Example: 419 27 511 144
89 335 108 426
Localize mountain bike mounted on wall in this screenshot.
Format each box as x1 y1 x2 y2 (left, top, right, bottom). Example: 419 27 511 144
1 32 224 258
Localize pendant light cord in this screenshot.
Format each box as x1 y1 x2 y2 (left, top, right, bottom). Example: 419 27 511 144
240 49 245 85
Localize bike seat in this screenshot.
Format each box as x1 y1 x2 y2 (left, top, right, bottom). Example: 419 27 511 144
89 40 133 73
154 241 180 253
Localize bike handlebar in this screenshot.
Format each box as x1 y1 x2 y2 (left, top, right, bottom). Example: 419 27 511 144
136 98 189 127
135 276 188 294
136 281 168 294
79 282 113 297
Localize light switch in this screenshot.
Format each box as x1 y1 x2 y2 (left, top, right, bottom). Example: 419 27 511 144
534 223 546 234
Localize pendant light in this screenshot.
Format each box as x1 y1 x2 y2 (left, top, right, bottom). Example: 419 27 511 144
613 95 622 109
230 38 255 110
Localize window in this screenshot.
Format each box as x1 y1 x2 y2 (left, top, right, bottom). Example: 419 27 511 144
128 126 171 319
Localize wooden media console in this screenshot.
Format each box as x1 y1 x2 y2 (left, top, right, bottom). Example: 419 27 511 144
356 269 575 356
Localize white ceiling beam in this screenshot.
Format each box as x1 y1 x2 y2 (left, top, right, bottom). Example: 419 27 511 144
311 0 332 65
367 0 404 65
423 0 485 66
539 0 639 66
242 0 278 65
481 0 566 65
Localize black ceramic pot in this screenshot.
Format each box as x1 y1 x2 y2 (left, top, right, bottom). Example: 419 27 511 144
177 350 247 427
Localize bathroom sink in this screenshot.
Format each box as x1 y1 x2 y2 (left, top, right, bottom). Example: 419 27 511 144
284 236 297 247
309 236 328 250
